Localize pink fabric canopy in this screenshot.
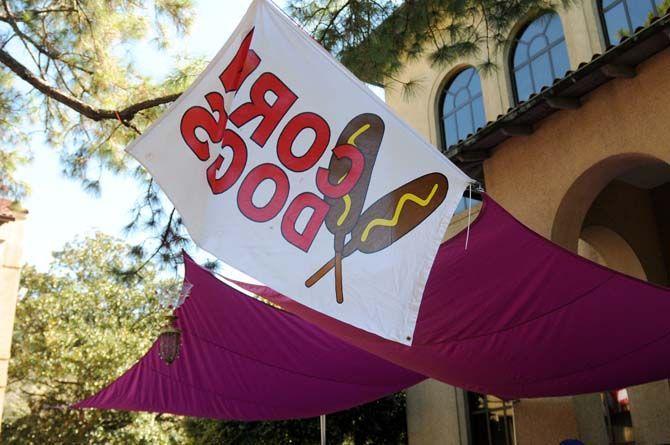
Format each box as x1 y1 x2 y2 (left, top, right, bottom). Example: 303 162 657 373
79 194 670 420
235 195 670 399
74 255 423 419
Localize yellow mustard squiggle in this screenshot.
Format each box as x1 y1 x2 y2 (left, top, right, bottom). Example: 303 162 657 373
335 124 371 226
347 124 371 145
337 181 352 226
360 184 439 242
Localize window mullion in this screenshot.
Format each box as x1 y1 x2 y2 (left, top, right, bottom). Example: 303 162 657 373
440 67 485 148
622 0 633 35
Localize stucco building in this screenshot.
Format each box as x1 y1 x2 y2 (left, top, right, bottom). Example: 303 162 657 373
0 199 27 432
382 1 670 444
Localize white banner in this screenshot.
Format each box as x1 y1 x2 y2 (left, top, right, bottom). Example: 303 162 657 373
127 0 472 344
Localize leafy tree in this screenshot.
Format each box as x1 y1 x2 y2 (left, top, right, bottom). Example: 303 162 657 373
0 234 184 444
0 232 409 444
183 392 408 445
0 0 571 272
0 0 197 271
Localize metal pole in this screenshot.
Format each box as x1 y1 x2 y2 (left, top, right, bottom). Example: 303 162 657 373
320 414 326 445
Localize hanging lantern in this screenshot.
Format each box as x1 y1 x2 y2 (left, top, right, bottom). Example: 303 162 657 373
157 278 192 365
158 314 181 365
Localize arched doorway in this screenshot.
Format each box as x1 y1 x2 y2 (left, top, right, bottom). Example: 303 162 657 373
553 153 670 444
552 153 670 284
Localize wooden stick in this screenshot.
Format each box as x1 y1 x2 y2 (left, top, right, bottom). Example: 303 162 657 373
335 252 343 304
305 257 335 287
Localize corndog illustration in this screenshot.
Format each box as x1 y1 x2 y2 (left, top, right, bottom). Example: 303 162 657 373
306 172 449 296
321 114 385 303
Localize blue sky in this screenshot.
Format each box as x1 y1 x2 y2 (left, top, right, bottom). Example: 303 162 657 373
15 0 264 270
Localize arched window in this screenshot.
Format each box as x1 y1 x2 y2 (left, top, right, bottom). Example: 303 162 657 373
440 67 486 149
600 0 665 45
511 13 570 103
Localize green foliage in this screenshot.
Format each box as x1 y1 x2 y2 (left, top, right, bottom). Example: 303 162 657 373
0 1 200 271
0 147 29 200
0 0 196 191
0 233 408 444
183 392 408 445
289 0 572 89
0 234 184 444
0 67 28 200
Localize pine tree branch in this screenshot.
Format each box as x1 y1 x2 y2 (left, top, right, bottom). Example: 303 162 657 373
118 207 178 278
0 7 76 21
2 0 62 62
317 0 350 45
0 0 93 74
0 46 181 123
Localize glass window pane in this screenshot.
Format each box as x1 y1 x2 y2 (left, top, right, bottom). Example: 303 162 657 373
450 69 469 89
440 67 486 149
454 88 470 107
456 106 472 139
529 36 549 57
605 4 630 43
514 65 533 102
443 94 456 115
512 13 566 102
627 0 656 30
514 41 528 66
470 71 483 93
525 17 544 37
545 14 565 42
444 115 458 147
550 41 570 76
530 53 553 92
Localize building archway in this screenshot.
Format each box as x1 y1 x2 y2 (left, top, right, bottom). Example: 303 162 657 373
553 152 670 444
551 153 670 276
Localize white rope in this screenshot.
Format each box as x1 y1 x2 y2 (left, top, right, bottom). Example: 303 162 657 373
465 184 473 250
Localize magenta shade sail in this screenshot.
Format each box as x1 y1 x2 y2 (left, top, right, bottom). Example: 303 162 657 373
74 255 424 420
234 195 670 399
